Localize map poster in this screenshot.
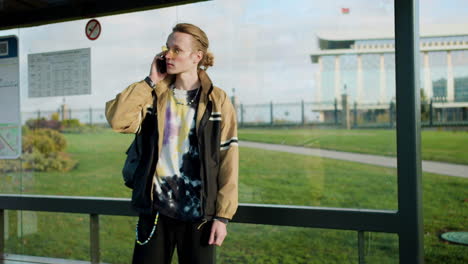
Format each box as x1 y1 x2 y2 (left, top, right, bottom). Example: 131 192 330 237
0 36 21 159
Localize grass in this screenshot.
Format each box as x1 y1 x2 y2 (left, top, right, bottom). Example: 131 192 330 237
1 129 467 263
238 128 468 165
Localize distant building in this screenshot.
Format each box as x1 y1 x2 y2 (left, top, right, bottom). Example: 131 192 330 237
310 26 468 106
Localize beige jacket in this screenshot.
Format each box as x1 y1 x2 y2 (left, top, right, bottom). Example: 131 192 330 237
105 70 239 220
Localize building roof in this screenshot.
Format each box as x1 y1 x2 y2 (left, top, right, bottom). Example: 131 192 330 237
316 23 468 41
0 0 209 30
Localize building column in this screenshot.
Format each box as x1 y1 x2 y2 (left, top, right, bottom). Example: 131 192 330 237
316 56 323 102
446 51 455 101
334 55 341 102
357 54 363 103
423 52 433 99
379 54 387 103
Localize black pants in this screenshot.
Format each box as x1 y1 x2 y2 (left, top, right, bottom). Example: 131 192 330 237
132 212 216 264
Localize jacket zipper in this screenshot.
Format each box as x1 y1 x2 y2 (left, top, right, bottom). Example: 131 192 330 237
147 93 158 210
198 100 212 221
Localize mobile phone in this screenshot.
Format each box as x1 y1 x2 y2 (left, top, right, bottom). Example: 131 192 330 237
157 56 166 74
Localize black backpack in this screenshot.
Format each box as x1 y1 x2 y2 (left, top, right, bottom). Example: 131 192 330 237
122 91 159 215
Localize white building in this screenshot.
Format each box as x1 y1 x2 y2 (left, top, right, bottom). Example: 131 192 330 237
311 24 468 108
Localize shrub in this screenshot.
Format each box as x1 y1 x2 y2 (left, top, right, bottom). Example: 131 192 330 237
23 132 56 154
46 152 76 171
22 125 30 136
61 123 106 134
22 150 76 172
22 129 66 154
0 159 22 172
37 129 67 152
51 112 60 121
22 148 48 171
25 118 62 131
0 128 76 172
61 119 82 128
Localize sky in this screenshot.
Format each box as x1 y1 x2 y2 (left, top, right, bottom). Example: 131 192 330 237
0 0 467 111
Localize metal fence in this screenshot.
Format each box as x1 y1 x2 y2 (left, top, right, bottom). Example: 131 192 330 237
423 99 468 126
0 194 398 264
237 98 468 128
21 98 468 129
22 108 108 126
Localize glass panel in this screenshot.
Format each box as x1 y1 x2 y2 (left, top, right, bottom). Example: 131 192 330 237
341 55 358 101
239 147 397 209
100 215 135 264
0 160 24 194
452 50 468 103
364 232 399 264
321 55 337 103
0 0 399 210
220 224 360 263
4 211 89 261
361 54 381 103
226 0 398 210
427 49 468 123
429 51 448 100
0 1 466 264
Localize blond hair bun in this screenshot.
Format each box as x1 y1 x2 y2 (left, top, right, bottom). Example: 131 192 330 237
172 23 214 70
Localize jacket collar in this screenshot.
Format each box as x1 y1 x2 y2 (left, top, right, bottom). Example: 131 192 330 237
155 69 213 98
198 69 214 97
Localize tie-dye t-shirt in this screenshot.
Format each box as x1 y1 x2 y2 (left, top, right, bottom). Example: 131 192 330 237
153 86 202 221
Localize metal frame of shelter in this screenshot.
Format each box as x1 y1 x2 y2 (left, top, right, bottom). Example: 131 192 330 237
0 0 423 263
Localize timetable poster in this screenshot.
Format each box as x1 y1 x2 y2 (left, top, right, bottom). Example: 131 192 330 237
28 48 91 97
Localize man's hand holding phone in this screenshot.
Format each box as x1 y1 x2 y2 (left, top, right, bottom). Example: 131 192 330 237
149 48 168 85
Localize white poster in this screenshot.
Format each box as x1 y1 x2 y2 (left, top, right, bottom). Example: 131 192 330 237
28 48 91 97
0 36 21 159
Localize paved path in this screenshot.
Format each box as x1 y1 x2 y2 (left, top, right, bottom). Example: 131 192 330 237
241 141 468 178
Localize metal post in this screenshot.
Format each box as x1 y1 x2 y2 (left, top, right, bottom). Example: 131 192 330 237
240 104 244 127
464 106 467 121
341 94 350 129
61 105 65 121
429 99 433 126
353 102 358 128
0 209 4 261
90 214 100 264
395 0 423 263
389 101 395 128
358 231 365 264
301 100 305 125
89 108 93 125
69 108 72 120
37 110 41 120
334 98 338 125
270 101 274 126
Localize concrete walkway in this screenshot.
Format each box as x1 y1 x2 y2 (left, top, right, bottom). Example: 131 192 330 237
1 254 110 264
241 141 468 178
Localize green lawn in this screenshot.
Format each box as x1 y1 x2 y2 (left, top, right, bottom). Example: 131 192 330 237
1 129 467 263
239 128 468 165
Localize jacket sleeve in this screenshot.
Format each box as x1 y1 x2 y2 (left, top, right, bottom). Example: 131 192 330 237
105 80 154 134
216 94 239 220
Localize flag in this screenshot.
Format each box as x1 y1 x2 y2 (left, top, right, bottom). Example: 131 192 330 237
341 7 350 14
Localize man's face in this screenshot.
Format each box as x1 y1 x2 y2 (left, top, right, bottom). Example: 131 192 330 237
165 32 202 75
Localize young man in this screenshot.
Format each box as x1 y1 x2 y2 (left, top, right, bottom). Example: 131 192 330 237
105 23 238 264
